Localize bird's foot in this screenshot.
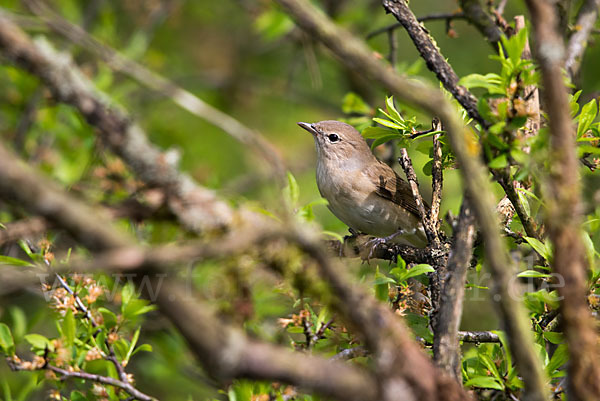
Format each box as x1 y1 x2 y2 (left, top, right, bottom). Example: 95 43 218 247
364 230 406 262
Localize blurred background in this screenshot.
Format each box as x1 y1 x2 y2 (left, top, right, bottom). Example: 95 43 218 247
0 0 598 399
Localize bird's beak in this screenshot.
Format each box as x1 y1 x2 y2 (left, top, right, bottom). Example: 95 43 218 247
297 122 318 136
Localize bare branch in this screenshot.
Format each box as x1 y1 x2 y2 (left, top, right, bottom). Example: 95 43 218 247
381 0 485 127
430 119 443 232
366 12 466 39
458 0 503 46
433 201 477 381
0 15 248 235
525 1 600 400
565 0 600 80
458 331 500 343
0 217 49 246
7 358 156 401
398 148 440 245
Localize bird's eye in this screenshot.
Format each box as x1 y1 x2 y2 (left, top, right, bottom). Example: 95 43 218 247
327 133 340 143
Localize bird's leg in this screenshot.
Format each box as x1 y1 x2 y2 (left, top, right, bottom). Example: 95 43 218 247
365 228 414 261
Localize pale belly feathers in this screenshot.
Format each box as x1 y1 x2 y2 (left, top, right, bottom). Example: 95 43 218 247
316 162 426 246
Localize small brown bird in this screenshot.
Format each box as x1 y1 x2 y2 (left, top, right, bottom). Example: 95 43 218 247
298 120 427 247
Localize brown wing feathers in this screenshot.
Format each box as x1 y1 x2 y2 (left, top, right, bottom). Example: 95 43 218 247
370 161 428 219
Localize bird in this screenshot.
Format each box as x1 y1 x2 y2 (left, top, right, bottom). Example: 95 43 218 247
297 120 427 247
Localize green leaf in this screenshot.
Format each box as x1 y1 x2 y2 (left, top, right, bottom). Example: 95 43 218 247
517 270 552 279
546 343 568 374
361 126 398 139
342 92 372 115
458 73 503 94
464 376 504 390
284 171 300 207
24 334 53 351
385 96 404 123
488 154 508 169
63 309 76 348
373 117 404 130
501 28 528 65
0 255 33 267
577 98 597 138
98 307 118 329
121 282 135 311
524 237 550 260
69 391 87 401
478 353 504 383
391 263 434 282
0 323 15 355
124 326 141 365
131 343 152 357
543 331 564 345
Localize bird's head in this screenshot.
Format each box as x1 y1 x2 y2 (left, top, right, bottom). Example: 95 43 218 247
297 120 373 165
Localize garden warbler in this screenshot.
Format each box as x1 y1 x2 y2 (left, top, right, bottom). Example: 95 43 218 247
298 120 427 247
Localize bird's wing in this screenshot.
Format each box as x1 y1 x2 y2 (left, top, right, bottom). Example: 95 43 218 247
368 161 428 219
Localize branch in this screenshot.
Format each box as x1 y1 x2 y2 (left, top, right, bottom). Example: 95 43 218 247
525 1 600 400
21 0 285 179
272 1 547 399
0 14 248 235
381 0 485 127
430 119 443 232
366 12 466 39
0 142 380 401
565 0 600 80
291 231 469 401
457 0 503 47
398 148 439 245
458 331 500 343
433 200 477 381
7 358 155 401
0 217 49 246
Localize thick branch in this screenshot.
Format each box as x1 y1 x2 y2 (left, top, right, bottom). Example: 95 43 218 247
381 0 485 127
525 1 600 400
273 1 547 399
433 200 477 381
0 142 379 401
458 0 503 46
0 15 240 235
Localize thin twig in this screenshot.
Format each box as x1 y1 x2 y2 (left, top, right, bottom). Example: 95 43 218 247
398 149 440 245
366 12 467 39
565 0 600 80
430 118 443 232
7 358 155 401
